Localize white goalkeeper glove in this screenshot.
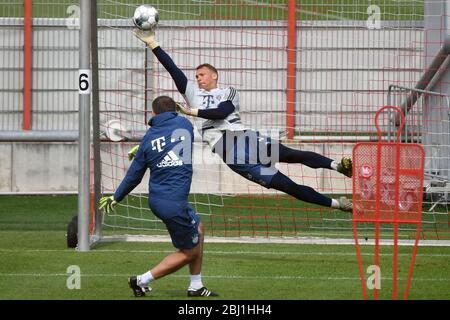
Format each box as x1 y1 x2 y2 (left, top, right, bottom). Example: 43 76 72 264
127 145 140 161
99 195 117 214
133 28 159 49
176 102 198 117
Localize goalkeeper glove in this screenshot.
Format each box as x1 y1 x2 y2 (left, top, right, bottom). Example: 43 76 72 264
99 195 117 214
133 28 159 49
128 145 140 161
176 102 198 117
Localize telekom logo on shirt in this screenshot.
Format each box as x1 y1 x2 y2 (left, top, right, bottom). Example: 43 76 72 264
151 136 166 152
202 95 215 109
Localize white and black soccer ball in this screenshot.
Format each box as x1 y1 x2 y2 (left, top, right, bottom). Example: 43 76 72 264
133 5 159 31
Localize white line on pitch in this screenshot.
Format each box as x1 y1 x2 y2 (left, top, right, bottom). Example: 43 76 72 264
0 273 449 282
1 248 450 257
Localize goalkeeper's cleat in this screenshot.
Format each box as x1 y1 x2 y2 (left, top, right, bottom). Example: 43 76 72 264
338 197 353 212
337 156 353 178
187 287 219 297
128 276 152 297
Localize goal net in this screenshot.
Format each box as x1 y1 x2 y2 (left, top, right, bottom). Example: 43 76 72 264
92 1 449 244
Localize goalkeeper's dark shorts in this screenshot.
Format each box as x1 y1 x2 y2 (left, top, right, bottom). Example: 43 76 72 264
213 130 279 188
149 197 200 250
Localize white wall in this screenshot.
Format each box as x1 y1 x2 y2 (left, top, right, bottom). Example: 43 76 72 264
0 141 354 194
0 19 423 193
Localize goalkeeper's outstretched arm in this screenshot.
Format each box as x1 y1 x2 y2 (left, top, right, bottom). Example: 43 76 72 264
152 47 188 94
133 29 188 94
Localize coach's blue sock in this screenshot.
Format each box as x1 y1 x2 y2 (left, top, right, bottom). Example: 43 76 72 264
269 172 332 207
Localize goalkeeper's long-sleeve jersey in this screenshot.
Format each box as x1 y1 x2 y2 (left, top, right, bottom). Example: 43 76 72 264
152 46 246 148
114 111 194 202
151 47 235 119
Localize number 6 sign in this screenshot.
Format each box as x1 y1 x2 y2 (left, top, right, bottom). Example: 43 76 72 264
79 69 91 94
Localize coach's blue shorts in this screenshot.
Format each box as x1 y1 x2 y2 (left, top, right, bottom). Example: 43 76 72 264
212 130 279 188
148 197 200 250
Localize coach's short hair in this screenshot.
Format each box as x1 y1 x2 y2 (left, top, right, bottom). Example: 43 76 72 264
152 95 176 114
196 63 218 75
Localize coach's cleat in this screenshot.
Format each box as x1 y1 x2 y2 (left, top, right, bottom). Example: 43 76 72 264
128 276 151 297
337 156 353 178
187 287 219 297
338 197 353 212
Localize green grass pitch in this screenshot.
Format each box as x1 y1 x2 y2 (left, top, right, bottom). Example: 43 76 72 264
0 195 449 300
1 0 424 20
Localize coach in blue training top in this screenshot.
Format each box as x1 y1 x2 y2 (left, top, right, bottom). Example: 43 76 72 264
99 96 218 298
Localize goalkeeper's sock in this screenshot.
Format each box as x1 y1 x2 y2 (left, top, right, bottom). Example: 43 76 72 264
331 199 340 208
189 274 204 291
330 161 339 171
138 271 154 286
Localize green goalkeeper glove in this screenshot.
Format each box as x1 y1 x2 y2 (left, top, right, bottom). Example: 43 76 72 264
128 145 140 161
133 28 159 49
176 102 198 117
99 195 117 214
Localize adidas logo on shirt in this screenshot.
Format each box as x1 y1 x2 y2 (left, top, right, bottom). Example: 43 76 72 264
157 151 183 168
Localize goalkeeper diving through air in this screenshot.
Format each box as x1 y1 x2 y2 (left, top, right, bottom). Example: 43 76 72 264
132 29 353 212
